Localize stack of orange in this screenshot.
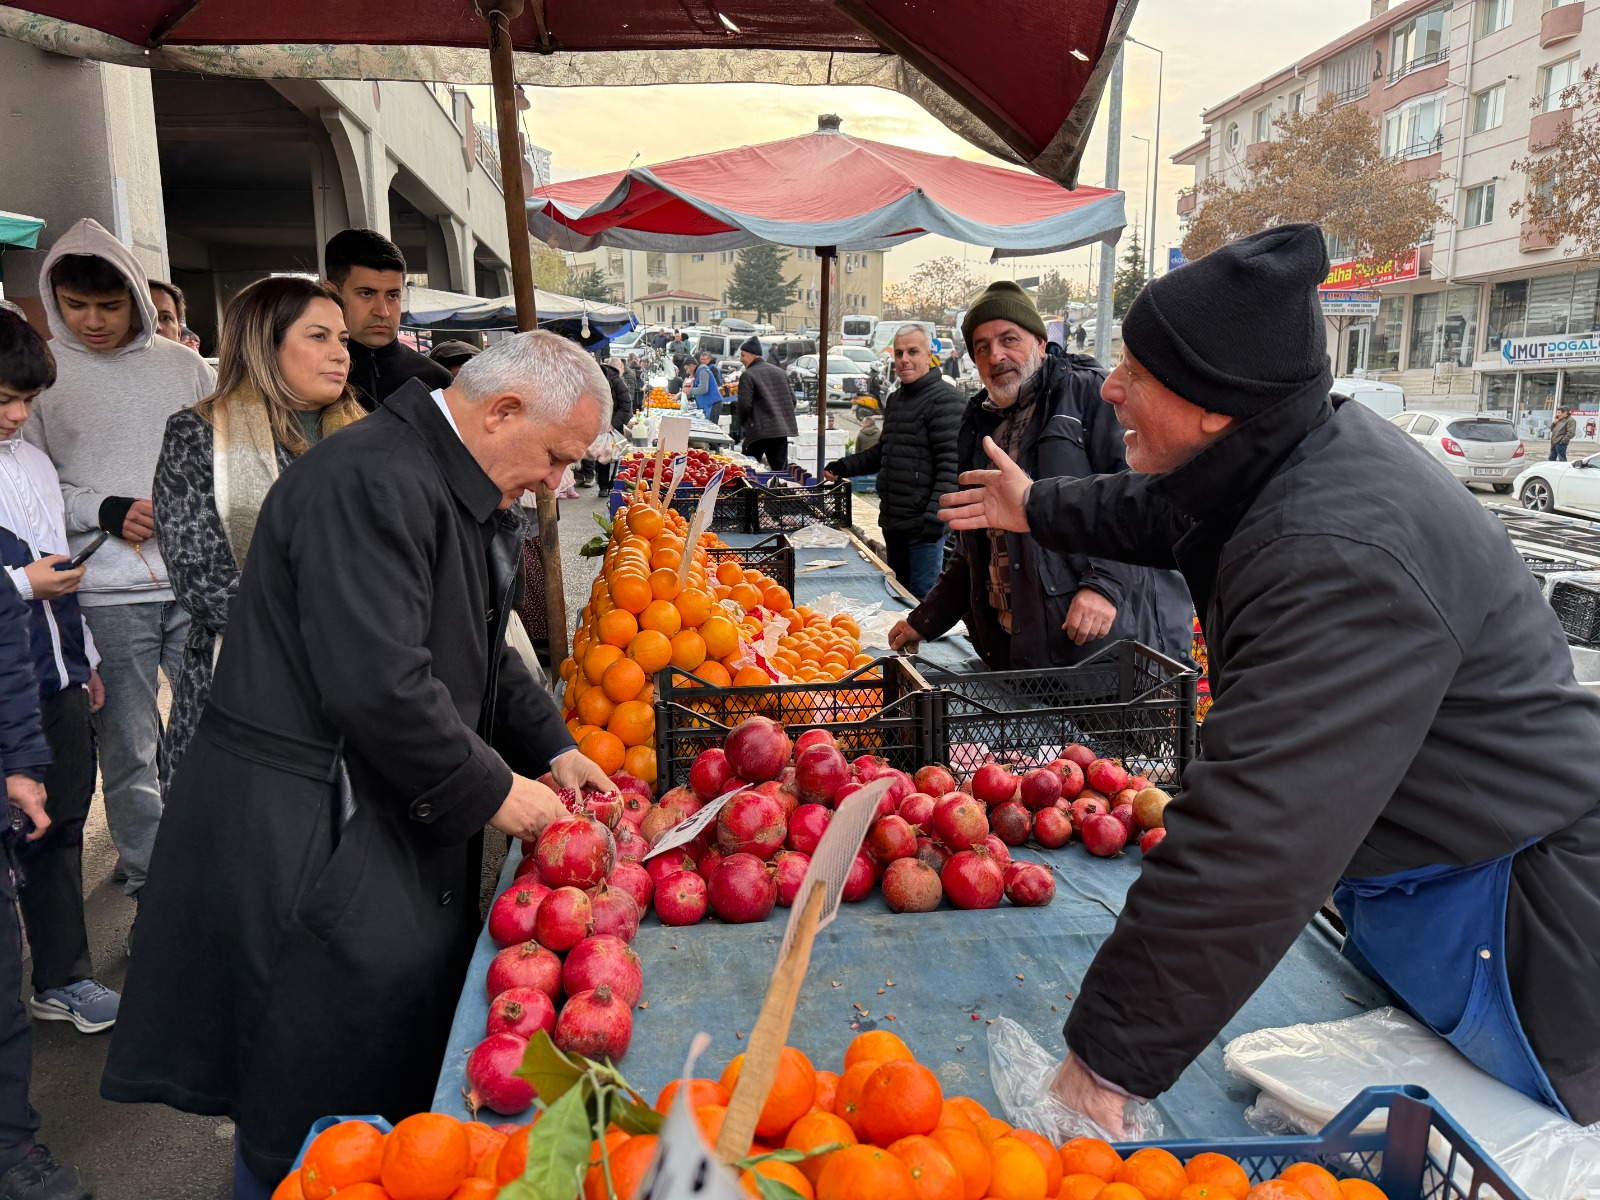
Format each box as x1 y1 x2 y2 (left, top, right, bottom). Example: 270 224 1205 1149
271 1111 533 1200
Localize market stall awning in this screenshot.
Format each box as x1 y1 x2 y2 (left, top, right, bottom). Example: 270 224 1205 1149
529 117 1126 259
0 210 45 250
0 0 1136 187
403 284 637 336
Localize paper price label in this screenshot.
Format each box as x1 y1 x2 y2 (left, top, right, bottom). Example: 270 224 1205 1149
658 416 692 456
636 1034 748 1199
642 782 745 860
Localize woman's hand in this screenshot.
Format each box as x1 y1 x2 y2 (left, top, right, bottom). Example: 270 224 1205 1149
550 749 621 795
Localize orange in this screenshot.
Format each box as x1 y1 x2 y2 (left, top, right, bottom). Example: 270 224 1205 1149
577 687 616 729
655 1077 731 1114
833 1062 881 1139
934 1103 976 1134
742 1161 816 1200
675 588 714 628
1060 1176 1108 1200
380 1112 471 1200
323 1187 387 1200
813 1070 842 1116
627 629 673 674
1180 1188 1228 1200
584 643 626 685
859 1060 943 1146
1185 1153 1251 1200
694 1104 729 1145
729 582 762 610
930 1127 990 1200
649 567 682 601
1060 1140 1121 1185
300 1120 385 1199
650 546 681 571
640 599 683 638
844 1030 913 1072
601 658 647 703
272 1172 307 1200
786 1111 859 1185
624 744 657 784
1096 1187 1148 1200
608 700 655 747
946 1098 990 1125
762 584 792 612
593 1133 658 1200
1336 1182 1388 1200
974 1117 1012 1147
1245 1185 1314 1200
462 1123 505 1174
733 666 771 688
721 1046 817 1140
700 615 741 659
1115 1148 1188 1200
611 573 652 615
1278 1166 1340 1200
599 608 639 648
816 1144 915 1200
887 1135 963 1200
1010 1130 1062 1197
695 660 732 688
449 1180 499 1200
716 561 745 586
987 1137 1048 1200
580 729 627 775
670 629 707 671
627 506 665 539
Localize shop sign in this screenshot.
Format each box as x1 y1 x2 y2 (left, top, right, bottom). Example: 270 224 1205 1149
1320 290 1381 316
1500 334 1600 369
1320 251 1419 291
1168 247 1188 271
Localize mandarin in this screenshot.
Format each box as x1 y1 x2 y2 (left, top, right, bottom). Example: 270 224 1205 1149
929 1127 990 1200
816 1144 915 1200
1009 1130 1062 1196
695 660 732 688
608 700 655 747
624 744 657 785
627 507 664 539
598 608 639 649
763 584 793 612
1278 1166 1340 1200
598 1134 658 1200
448 1180 498 1200
813 1070 842 1115
576 688 616 730
654 1077 730 1114
974 1118 1013 1147
786 1111 859 1185
716 561 745 586
934 1102 976 1134
988 1137 1048 1200
721 1046 816 1140
946 1098 990 1124
1115 1148 1189 1200
649 568 682 601
380 1112 470 1200
675 589 714 628
1060 1140 1122 1182
640 599 683 638
627 629 673 674
300 1120 385 1199
1335 1182 1388 1200
1180 1188 1227 1200
584 643 626 685
700 615 741 659
1245 1185 1314 1200
579 730 626 775
271 1174 306 1200
833 1061 881 1139
461 1123 505 1174
1059 1176 1107 1200
860 1060 943 1145
729 582 763 610
741 1161 816 1200
1096 1187 1148 1200
733 666 771 688
844 1030 913 1071
694 1105 729 1145
669 629 707 671
1185 1153 1251 1200
888 1135 963 1200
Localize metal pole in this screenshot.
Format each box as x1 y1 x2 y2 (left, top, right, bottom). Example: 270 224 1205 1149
1130 39 1165 284
483 0 569 666
816 247 836 481
1093 49 1124 366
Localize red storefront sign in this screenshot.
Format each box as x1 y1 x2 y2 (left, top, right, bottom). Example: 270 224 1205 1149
1320 251 1419 291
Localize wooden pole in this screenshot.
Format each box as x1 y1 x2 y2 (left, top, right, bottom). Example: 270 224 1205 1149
816 247 835 481
482 0 569 665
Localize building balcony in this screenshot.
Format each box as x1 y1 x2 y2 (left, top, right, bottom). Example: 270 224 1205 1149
1541 2 1583 48
1520 219 1558 253
1245 140 1271 166
1401 151 1442 181
1387 47 1449 86
1176 190 1197 217
1529 106 1573 150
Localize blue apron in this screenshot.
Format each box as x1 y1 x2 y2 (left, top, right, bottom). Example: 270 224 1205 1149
1333 845 1570 1118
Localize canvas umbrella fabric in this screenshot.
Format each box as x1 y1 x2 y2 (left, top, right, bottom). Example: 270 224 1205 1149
0 210 46 249
403 284 637 337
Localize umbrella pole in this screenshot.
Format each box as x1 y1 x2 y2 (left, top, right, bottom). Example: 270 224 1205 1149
816 246 835 481
482 0 569 667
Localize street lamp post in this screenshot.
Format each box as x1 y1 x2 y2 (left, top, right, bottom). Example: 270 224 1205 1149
1131 133 1151 265
1127 36 1165 284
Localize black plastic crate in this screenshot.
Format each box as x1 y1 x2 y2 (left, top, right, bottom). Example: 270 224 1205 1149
924 640 1197 786
654 655 933 791
747 477 853 532
1549 575 1600 646
607 478 753 533
703 533 795 595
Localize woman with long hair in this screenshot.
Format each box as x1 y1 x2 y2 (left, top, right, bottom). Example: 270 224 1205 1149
154 275 363 777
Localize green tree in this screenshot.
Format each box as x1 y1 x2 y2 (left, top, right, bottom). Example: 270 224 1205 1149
565 267 614 302
1036 269 1078 315
1112 231 1145 318
530 243 568 293
725 245 801 322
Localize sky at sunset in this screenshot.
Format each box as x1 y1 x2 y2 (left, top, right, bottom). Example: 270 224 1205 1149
475 0 1375 291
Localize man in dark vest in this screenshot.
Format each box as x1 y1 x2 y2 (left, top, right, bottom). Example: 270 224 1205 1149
324 229 452 411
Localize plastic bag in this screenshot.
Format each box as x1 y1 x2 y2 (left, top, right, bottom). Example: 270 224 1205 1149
1225 1008 1600 1200
987 1017 1165 1144
788 524 853 548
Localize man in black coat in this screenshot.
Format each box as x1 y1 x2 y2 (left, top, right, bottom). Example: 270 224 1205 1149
826 327 963 598
735 336 799 469
324 229 452 412
890 282 1190 669
942 225 1600 1128
593 358 633 492
101 332 620 1188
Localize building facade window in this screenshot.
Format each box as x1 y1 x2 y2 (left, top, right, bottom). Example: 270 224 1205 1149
1322 41 1374 105
1226 122 1242 154
1290 89 1304 114
1252 106 1272 142
1383 92 1446 159
1408 286 1480 369
1480 0 1513 34
690 253 704 263
1463 183 1496 228
1484 269 1600 350
1471 84 1505 133
1542 57 1581 111
1389 7 1450 81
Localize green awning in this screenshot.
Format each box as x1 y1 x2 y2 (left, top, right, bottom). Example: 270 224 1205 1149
0 210 45 249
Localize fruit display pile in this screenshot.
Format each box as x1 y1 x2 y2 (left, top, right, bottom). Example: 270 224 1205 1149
646 386 681 409
612 450 748 489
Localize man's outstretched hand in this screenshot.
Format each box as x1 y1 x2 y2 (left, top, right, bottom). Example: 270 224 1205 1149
939 437 1034 533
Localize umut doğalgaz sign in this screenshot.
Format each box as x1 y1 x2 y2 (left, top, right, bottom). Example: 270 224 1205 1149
1500 335 1600 369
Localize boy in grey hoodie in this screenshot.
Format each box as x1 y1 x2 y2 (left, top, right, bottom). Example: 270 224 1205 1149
24 219 214 901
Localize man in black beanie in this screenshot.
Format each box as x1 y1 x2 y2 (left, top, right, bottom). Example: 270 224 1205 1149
939 224 1600 1130
735 335 797 468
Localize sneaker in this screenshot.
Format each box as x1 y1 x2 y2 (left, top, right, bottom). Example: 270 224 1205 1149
28 980 119 1034
0 1146 90 1200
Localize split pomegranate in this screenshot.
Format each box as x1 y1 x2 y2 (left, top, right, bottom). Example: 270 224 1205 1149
913 764 956 798
689 749 735 801
1004 862 1056 907
794 744 851 806
971 762 1019 806
554 985 633 1061
486 986 556 1041
772 849 811 907
865 815 918 864
654 871 709 926
532 886 594 953
466 1033 535 1116
587 882 641 942
941 847 1005 910
716 790 787 858
1081 812 1128 857
562 934 644 1008
608 861 654 912
1019 768 1063 811
882 859 943 913
1033 807 1074 849
580 791 624 830
841 851 876 902
990 801 1032 847
707 853 779 923
786 804 832 856
533 814 617 890
930 795 990 852
487 880 550 948
1086 758 1129 796
724 716 793 783
485 942 562 1004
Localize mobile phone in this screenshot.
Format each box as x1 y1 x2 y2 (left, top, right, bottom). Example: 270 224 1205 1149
64 532 108 569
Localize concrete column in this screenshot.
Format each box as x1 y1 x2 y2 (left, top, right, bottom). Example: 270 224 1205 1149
318 108 395 239
424 219 453 292
439 215 476 295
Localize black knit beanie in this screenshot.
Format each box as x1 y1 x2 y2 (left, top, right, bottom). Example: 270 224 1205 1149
1121 223 1331 417
962 280 1048 347
739 335 762 356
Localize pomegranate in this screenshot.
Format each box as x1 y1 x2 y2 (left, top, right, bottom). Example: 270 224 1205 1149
658 786 705 823
1068 794 1109 833
983 834 1013 869
485 942 562 1004
645 848 699 888
1004 862 1056 907
1139 827 1168 853
639 805 678 845
533 886 594 952
1033 807 1074 849
1081 813 1128 857
1049 759 1086 800
708 853 779 923
913 764 957 799
793 728 836 754
841 851 876 902
655 871 709 926
898 792 936 830
724 716 793 783
991 801 1032 847
931 795 990 852
608 861 654 912
587 883 641 942
1109 803 1140 842
581 791 624 829
971 763 1019 807
716 789 787 858
794 744 851 806
612 775 653 820
487 880 550 948
466 1033 535 1116
689 749 735 801
787 804 833 856
852 754 891 781
772 849 811 907
882 859 943 913
1128 775 1152 793
534 815 616 890
696 847 727 883
487 986 556 1040
880 770 916 810
563 934 644 1007
833 780 864 808
1111 788 1140 811
554 985 633 1060
865 815 918 864
941 847 1005 910
1019 768 1063 811
1086 759 1129 796
1061 743 1096 770
913 836 952 873
1133 787 1171 830
513 854 542 881
611 823 649 865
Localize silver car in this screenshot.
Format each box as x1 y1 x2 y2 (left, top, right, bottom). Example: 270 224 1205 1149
1387 409 1528 494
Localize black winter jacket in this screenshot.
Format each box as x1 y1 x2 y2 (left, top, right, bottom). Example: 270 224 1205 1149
0 579 48 782
827 370 963 542
601 364 632 432
347 339 453 413
1031 381 1600 1122
908 349 1191 670
736 359 799 445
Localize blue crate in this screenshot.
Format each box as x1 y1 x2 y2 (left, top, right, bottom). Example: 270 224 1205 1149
1117 1086 1529 1200
850 474 878 494
290 1115 393 1171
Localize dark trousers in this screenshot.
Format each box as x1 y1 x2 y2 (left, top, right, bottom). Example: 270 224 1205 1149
883 531 946 600
0 842 39 1174
596 459 617 491
17 687 95 993
746 437 788 470
1551 442 1569 462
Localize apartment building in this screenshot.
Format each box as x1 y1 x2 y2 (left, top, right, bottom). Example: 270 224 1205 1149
1173 0 1598 437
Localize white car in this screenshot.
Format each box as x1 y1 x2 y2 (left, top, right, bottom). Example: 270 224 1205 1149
1387 409 1528 493
788 354 871 406
1516 453 1600 516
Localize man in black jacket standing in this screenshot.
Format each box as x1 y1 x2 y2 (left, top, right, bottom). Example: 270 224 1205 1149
736 336 798 469
324 229 452 411
941 225 1600 1129
826 327 962 598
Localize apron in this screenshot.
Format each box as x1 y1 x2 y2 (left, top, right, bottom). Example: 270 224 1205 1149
1333 845 1570 1117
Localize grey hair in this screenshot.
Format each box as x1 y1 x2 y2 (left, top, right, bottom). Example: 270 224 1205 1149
893 325 931 348
455 330 610 427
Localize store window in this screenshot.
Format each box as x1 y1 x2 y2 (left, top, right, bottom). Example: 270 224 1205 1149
1566 371 1600 426
1480 372 1518 418
1487 279 1528 350
1383 92 1446 159
1520 372 1559 438
1408 287 1480 369
1463 183 1496 228
1480 0 1514 33
1471 84 1505 134
1541 57 1580 112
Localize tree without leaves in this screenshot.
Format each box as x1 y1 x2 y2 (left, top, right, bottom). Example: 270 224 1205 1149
565 267 614 302
1509 64 1600 266
905 256 983 320
725 245 801 322
882 281 920 320
1112 231 1146 318
1181 103 1447 266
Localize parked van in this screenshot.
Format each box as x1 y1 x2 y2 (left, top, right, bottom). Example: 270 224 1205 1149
694 330 749 361
840 315 877 346
1330 377 1406 418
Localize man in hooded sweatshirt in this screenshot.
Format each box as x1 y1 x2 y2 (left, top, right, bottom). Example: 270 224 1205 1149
23 218 215 911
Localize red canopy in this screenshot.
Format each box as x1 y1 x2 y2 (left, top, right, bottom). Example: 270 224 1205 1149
1 0 1135 186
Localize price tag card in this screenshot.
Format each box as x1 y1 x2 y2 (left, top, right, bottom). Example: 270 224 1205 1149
637 1034 748 1200
658 416 692 456
643 781 746 860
